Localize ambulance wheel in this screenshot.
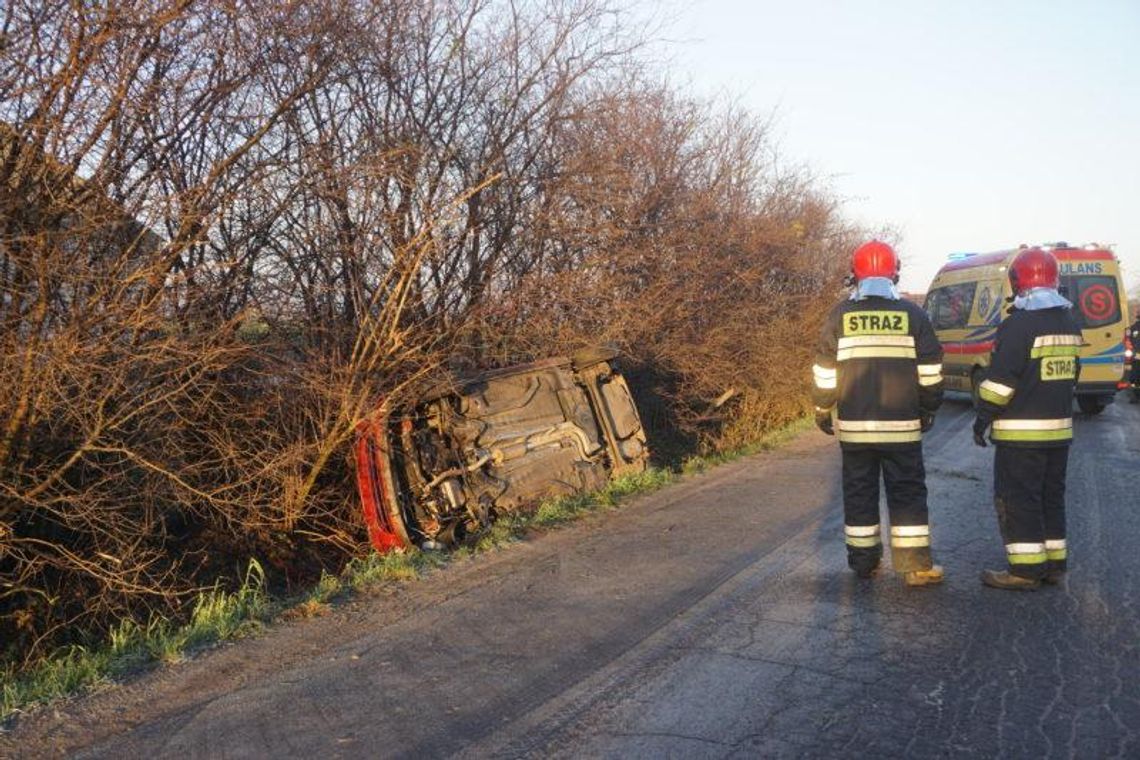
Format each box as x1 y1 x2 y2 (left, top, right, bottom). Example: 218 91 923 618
1077 396 1106 415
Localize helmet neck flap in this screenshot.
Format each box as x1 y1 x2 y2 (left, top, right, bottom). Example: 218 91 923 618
1011 287 1071 312
850 276 901 301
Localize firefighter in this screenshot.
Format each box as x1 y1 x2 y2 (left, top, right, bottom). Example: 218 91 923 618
972 247 1081 590
812 240 944 586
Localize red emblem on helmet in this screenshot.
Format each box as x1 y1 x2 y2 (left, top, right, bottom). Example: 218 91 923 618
1008 248 1059 295
851 240 900 283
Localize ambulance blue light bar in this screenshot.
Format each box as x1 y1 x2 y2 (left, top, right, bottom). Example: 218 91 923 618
946 252 977 261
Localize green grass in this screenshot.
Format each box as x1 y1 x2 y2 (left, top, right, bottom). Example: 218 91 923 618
2 560 273 722
0 550 463 723
0 415 809 724
680 416 813 475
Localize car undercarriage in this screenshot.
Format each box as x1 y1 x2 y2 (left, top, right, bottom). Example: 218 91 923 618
355 349 649 552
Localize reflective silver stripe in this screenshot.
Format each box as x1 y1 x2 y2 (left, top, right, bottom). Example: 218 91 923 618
837 430 923 444
1032 334 1083 348
917 363 943 387
846 535 881 548
1007 542 1047 564
837 419 921 432
979 379 1015 398
845 524 881 537
813 364 837 379
837 335 916 350
813 364 837 389
979 378 1015 406
992 418 1072 431
1029 334 1082 359
891 525 931 547
837 346 917 360
836 335 916 362
1044 539 1066 550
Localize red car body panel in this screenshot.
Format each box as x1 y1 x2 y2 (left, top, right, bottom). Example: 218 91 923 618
355 413 412 553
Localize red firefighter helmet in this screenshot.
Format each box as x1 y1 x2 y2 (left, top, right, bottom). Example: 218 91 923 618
851 240 900 283
1008 247 1059 295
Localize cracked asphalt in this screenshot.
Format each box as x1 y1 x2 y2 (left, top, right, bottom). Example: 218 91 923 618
5 396 1139 759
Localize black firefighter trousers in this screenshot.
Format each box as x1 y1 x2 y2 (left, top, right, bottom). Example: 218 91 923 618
993 445 1069 579
841 446 933 574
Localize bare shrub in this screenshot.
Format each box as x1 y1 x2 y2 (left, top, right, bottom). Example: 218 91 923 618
1 0 646 665
469 84 857 454
1 0 857 669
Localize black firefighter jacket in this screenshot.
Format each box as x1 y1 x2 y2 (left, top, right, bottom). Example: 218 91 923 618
812 296 944 447
975 306 1082 447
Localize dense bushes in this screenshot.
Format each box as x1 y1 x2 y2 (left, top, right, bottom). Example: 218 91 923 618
0 0 853 667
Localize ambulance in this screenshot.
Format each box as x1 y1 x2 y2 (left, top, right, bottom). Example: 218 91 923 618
924 243 1128 414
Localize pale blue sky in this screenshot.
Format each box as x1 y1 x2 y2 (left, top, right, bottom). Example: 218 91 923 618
655 0 1140 296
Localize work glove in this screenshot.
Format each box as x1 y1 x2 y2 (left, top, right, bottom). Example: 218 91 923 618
815 408 834 436
920 412 935 433
972 417 989 447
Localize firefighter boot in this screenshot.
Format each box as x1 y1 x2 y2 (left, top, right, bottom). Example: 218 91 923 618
903 565 944 587
980 569 1040 591
1041 569 1066 585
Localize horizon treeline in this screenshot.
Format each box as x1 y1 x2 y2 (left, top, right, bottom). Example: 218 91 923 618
0 0 856 667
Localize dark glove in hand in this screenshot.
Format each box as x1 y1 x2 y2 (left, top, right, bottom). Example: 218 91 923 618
815 410 834 436
920 412 935 433
972 417 989 447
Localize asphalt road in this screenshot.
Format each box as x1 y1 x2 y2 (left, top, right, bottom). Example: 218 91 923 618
6 396 1139 759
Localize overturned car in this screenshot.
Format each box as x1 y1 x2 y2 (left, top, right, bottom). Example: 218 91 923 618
354 349 649 553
